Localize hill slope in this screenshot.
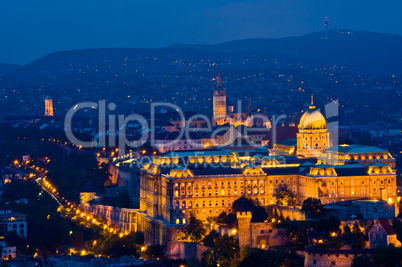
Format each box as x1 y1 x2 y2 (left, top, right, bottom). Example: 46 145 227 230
169 30 402 73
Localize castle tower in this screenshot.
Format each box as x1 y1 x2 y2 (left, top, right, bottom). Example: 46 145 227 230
236 202 252 249
212 71 227 125
44 96 54 116
296 95 329 157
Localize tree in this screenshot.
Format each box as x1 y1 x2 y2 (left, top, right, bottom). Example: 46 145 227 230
145 244 165 260
239 247 303 267
250 205 268 223
343 225 351 235
352 222 366 249
201 249 219 267
288 225 308 248
216 212 227 225
302 197 324 218
201 235 239 267
203 230 220 248
214 234 238 260
215 212 237 228
373 245 402 266
186 213 206 242
352 255 376 267
232 197 255 213
232 197 267 222
223 213 237 228
71 231 85 248
93 232 143 258
275 189 295 207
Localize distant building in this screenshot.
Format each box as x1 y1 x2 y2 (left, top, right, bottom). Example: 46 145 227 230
44 96 54 116
79 182 100 205
0 210 27 239
369 218 401 248
212 71 227 125
271 96 329 157
212 72 271 128
319 145 396 168
0 241 16 260
296 96 329 157
325 199 396 220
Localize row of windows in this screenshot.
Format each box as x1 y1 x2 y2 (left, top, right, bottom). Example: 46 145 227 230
335 179 392 186
175 199 233 209
175 178 299 189
333 186 392 196
175 178 393 189
175 185 300 198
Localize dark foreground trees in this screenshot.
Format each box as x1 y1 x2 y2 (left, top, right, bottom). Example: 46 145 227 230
186 213 206 242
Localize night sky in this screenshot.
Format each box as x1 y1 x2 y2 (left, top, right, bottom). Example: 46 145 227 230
1 0 401 64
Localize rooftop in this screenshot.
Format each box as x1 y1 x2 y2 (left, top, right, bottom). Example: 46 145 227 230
325 144 389 154
275 139 297 147
158 149 234 158
378 218 397 235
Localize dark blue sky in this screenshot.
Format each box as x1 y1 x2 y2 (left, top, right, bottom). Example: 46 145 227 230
2 0 401 64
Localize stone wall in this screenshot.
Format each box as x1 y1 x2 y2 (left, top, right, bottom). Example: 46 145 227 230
354 200 395 219
166 241 210 260
267 204 307 221
304 251 355 267
250 222 289 248
325 200 396 220
304 248 374 267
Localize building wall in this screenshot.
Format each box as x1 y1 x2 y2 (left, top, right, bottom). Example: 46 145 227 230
80 192 99 205
250 222 288 248
354 201 395 219
297 174 397 205
237 212 288 250
0 211 27 239
140 165 397 226
369 224 388 248
297 129 329 157
1 246 17 259
166 241 210 260
304 251 358 267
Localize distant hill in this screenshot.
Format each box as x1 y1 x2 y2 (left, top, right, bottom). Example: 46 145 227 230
169 30 402 73
0 63 21 74
9 30 402 75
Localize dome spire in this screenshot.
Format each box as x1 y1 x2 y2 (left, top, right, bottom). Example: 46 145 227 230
309 94 316 110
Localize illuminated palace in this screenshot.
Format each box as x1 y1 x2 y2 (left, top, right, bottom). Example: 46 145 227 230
134 100 397 246
212 71 270 128
84 99 397 248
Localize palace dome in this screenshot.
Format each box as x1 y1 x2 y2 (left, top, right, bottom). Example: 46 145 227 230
298 108 326 130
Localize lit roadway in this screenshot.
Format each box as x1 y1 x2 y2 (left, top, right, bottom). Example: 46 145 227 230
13 161 122 238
